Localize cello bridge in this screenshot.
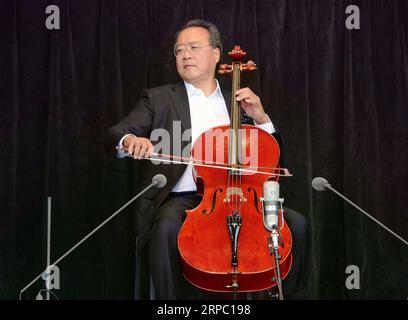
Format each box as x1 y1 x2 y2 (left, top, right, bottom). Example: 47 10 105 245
223 187 247 203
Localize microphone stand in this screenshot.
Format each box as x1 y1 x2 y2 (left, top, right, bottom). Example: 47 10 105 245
313 177 408 247
268 226 284 300
19 175 166 299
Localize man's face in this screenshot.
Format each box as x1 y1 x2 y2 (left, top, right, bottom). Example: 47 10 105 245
175 27 220 84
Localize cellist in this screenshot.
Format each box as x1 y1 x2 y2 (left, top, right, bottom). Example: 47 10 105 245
106 19 308 299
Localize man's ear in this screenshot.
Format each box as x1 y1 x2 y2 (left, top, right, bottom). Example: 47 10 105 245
214 47 221 63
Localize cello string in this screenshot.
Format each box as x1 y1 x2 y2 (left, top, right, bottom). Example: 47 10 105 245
230 62 237 277
235 60 241 282
236 63 241 290
237 63 242 230
233 63 240 288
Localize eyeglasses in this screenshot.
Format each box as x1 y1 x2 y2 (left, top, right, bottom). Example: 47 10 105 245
174 43 212 57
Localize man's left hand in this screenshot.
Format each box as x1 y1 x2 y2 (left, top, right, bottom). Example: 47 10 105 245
235 87 270 124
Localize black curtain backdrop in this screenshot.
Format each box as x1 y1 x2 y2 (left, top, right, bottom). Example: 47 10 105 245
1 0 407 299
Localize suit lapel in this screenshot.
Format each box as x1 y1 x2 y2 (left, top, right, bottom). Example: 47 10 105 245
221 88 232 117
169 83 191 134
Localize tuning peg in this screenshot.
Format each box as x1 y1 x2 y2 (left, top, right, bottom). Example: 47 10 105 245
240 60 257 71
218 64 233 74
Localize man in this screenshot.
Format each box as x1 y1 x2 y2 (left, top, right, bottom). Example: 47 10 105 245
106 19 308 299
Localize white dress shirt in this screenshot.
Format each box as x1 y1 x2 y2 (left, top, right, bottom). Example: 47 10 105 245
171 80 275 192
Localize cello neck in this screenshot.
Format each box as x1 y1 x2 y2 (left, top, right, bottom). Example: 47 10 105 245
229 62 241 167
218 45 257 168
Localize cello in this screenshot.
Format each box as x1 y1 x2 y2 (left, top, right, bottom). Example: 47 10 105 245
177 45 293 295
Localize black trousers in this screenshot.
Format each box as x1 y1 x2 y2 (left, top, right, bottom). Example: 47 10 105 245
147 192 309 300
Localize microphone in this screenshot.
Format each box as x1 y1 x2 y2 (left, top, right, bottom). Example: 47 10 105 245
20 174 167 299
311 177 331 191
152 174 167 188
312 176 408 247
262 181 282 231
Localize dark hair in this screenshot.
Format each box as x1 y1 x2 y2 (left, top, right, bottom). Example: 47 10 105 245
175 19 223 53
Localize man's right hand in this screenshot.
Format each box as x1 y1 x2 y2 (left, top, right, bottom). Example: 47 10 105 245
123 135 154 160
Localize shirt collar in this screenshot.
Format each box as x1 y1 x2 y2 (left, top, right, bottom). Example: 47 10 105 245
184 79 222 99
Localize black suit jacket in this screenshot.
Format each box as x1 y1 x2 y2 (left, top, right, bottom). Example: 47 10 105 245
105 82 282 250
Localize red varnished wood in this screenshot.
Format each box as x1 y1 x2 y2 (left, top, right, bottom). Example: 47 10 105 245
178 125 293 292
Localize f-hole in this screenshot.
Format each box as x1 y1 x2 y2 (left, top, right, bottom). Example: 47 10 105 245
202 188 223 215
247 187 262 214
